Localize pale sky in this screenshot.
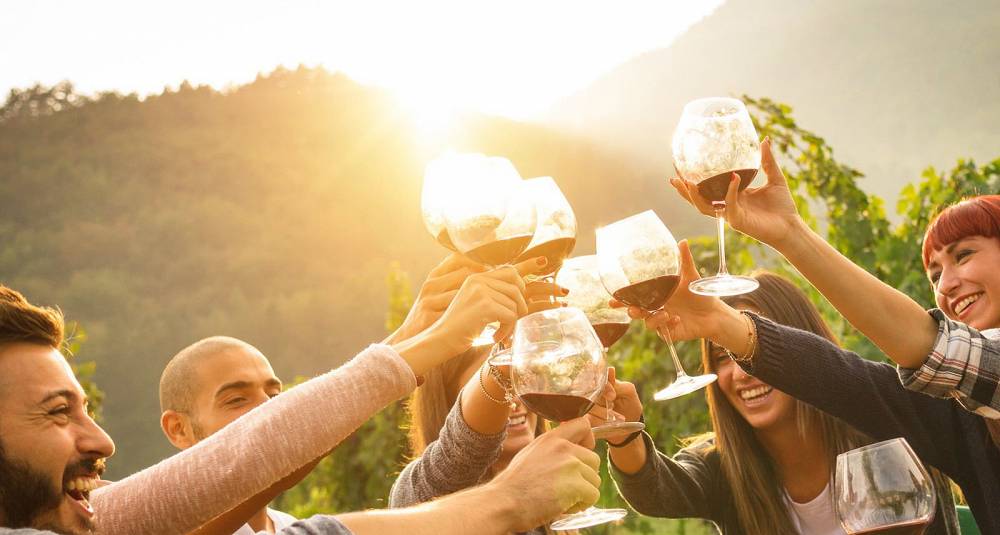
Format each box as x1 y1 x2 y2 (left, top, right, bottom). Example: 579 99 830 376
0 0 723 120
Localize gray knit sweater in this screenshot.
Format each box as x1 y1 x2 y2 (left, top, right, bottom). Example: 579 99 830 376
390 400 548 535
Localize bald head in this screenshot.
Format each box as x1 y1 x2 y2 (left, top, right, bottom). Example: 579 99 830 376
158 336 261 414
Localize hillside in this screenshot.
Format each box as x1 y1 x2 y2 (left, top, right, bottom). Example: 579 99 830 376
0 68 695 476
548 0 1000 205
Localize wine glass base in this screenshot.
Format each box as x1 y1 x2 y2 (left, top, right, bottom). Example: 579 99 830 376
653 373 718 401
550 507 628 531
592 420 646 440
688 275 759 297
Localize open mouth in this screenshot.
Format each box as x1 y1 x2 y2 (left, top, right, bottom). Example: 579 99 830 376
738 385 773 406
507 412 528 429
64 475 99 517
953 292 983 318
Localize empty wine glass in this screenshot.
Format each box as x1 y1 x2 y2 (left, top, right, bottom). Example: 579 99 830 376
509 307 628 531
672 96 761 297
514 176 577 276
597 210 717 401
557 255 644 438
835 438 936 534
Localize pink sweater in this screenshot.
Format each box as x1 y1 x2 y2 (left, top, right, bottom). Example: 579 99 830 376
91 344 416 535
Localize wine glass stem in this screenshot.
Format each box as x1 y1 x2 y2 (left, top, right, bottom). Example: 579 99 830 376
714 203 730 277
659 323 690 379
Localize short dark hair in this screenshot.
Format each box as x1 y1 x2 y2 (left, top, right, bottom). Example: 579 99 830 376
0 285 64 351
159 336 256 414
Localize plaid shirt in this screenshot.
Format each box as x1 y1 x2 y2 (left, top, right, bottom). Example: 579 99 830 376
897 308 1000 418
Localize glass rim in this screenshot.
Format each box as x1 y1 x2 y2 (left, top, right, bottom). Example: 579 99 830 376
681 96 747 114
836 437 915 459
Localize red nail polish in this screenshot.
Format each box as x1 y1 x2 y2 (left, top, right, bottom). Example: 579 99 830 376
536 257 547 266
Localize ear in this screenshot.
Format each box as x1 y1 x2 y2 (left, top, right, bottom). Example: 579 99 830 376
160 410 196 449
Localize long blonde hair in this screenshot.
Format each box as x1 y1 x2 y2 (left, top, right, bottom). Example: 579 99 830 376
695 272 870 534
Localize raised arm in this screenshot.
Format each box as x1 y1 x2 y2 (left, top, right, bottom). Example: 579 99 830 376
671 137 937 369
94 262 542 535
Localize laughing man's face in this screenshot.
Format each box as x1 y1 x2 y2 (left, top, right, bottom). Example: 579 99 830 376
0 343 114 534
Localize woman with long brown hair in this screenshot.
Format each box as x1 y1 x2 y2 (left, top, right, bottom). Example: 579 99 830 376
603 270 958 534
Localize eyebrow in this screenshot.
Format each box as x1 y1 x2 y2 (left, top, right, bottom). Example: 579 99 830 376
929 240 972 272
39 389 81 405
214 378 282 399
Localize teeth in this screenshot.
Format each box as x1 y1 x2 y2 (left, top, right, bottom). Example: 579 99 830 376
66 477 98 494
955 294 981 314
739 386 772 400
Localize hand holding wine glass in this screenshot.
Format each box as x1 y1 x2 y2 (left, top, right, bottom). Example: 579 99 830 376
586 368 644 443
385 253 486 345
671 136 806 251
597 211 716 400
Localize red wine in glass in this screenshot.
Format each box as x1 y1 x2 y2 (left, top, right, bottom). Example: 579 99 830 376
462 235 533 266
515 236 577 275
848 518 930 535
519 392 595 422
611 275 681 312
695 168 758 203
592 323 629 349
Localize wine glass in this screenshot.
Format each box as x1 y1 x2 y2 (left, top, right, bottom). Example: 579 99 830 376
421 152 482 251
672 96 761 297
835 438 936 534
557 255 644 438
596 210 717 401
443 156 536 345
514 176 577 276
509 307 628 531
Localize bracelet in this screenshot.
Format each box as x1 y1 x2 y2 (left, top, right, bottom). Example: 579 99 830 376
607 414 645 448
479 364 513 406
722 310 758 366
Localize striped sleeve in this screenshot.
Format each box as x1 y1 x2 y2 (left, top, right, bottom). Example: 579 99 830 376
897 309 1000 416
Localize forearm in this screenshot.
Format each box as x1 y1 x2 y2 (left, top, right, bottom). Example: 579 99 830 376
609 435 715 519
460 364 512 434
341 485 517 535
776 220 937 368
94 345 416 535
607 434 648 475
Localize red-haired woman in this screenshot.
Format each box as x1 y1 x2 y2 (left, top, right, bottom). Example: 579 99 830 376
671 141 1000 414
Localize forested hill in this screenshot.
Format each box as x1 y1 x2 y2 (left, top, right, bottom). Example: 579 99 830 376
0 67 691 476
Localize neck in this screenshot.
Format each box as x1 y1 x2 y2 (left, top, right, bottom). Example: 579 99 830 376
754 419 830 503
247 507 273 533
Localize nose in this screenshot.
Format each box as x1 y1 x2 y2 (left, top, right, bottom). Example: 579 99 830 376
78 413 115 460
936 265 962 300
731 361 751 382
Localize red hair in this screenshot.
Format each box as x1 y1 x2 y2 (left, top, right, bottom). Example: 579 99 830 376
922 195 1000 269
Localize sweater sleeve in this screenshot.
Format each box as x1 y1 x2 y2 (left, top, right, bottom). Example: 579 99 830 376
389 398 505 508
743 314 973 479
274 516 354 535
609 434 723 522
897 309 1000 416
92 344 417 535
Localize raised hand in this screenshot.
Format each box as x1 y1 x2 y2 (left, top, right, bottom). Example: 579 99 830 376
490 417 601 531
671 137 804 249
386 254 486 345
587 368 643 442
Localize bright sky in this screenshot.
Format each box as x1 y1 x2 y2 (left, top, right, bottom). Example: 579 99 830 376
0 0 722 121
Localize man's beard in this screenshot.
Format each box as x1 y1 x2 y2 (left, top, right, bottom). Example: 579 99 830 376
0 442 63 530
0 442 99 535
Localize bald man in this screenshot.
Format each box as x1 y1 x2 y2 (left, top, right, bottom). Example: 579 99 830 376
159 336 297 534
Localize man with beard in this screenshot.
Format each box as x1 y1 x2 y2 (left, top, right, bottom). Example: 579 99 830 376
0 287 113 535
0 276 602 535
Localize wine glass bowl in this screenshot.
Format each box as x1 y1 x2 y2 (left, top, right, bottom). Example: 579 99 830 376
556 255 631 349
444 165 536 268
672 97 761 297
835 438 936 535
514 176 577 275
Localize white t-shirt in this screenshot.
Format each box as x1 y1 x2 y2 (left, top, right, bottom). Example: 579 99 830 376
234 508 298 535
784 483 847 535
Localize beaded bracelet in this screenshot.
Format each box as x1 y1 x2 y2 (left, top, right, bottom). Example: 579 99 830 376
479 364 513 406
721 310 758 366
